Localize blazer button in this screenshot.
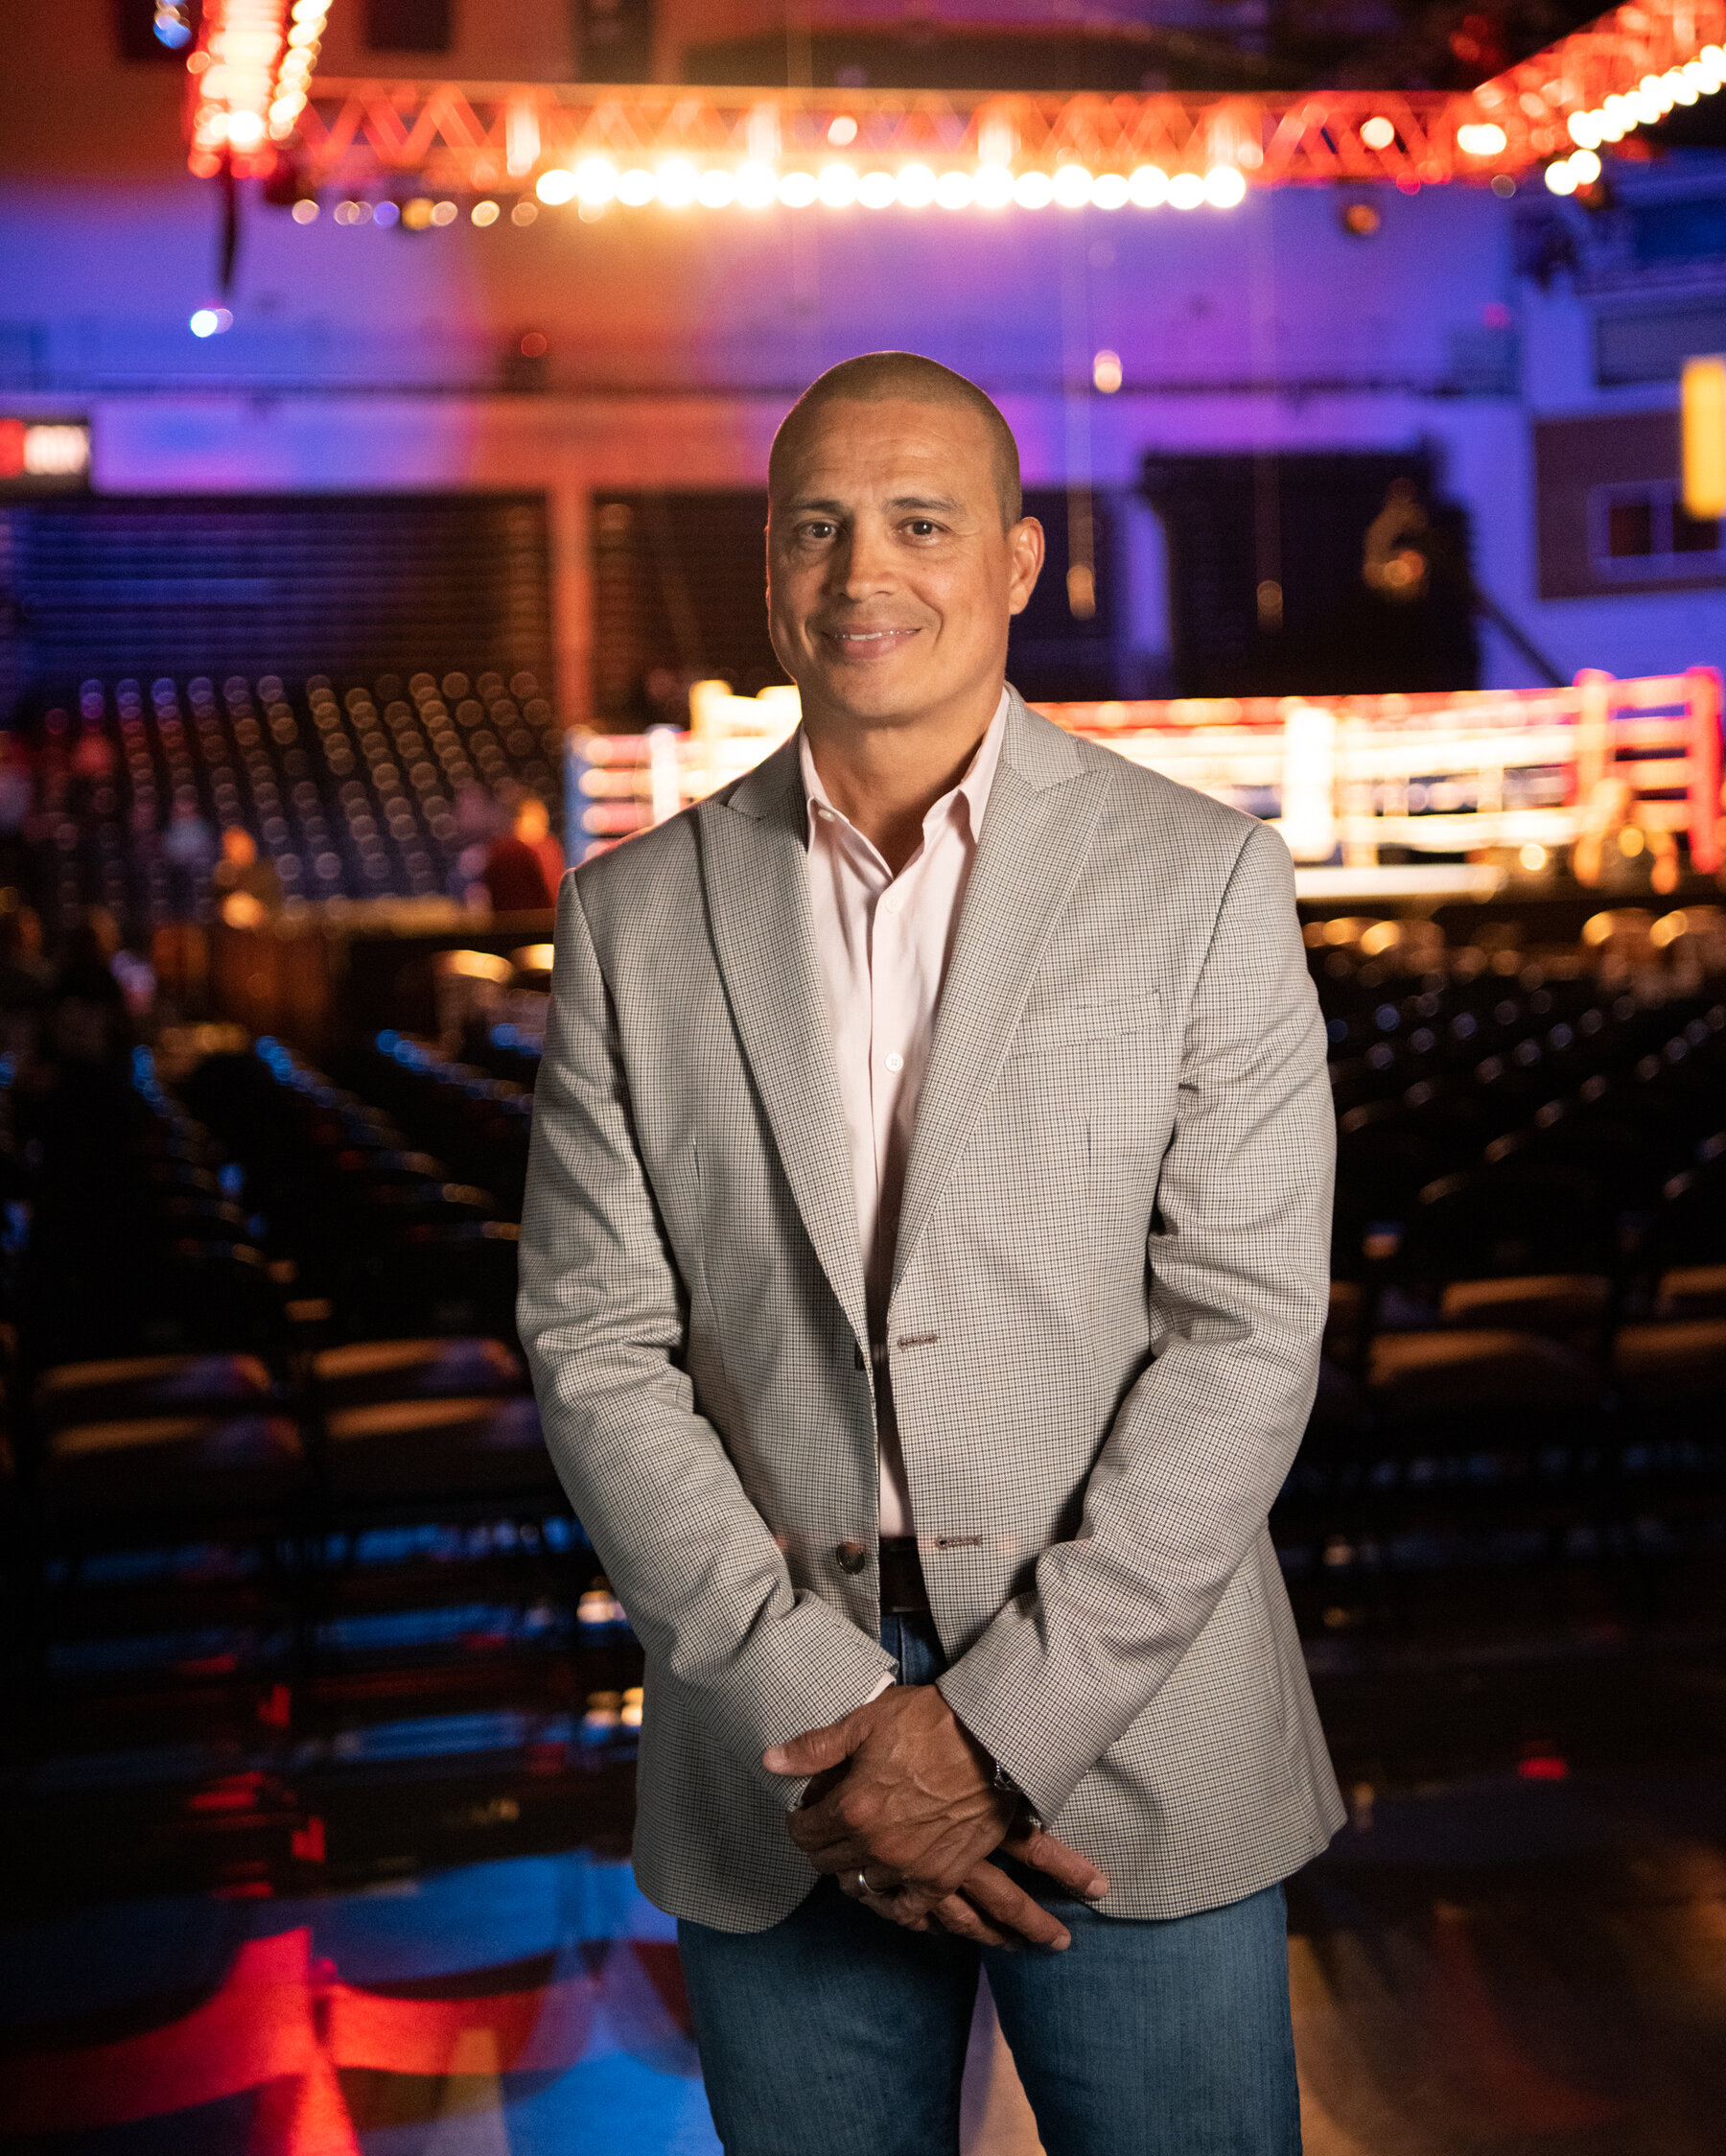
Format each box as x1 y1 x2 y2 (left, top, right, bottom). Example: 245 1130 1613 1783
834 1540 869 1575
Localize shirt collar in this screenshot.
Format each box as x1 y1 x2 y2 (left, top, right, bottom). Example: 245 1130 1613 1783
798 685 1010 854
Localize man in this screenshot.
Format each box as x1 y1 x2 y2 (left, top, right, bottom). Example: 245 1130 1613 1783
520 352 1342 2154
482 791 565 913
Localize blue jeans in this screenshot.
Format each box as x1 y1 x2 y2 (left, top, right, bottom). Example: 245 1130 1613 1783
677 1614 1301 2156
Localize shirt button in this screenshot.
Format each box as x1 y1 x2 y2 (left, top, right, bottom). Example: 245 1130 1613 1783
834 1540 870 1575
882 891 902 911
884 1051 904 1073
816 806 836 821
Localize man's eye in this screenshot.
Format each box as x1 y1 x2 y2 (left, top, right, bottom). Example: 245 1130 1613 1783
801 522 836 541
906 520 940 537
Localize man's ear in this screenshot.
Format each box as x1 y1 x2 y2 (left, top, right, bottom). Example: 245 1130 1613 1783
1007 516 1045 615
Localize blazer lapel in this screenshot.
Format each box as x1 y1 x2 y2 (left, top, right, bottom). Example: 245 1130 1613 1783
697 738 871 1356
890 691 1114 1303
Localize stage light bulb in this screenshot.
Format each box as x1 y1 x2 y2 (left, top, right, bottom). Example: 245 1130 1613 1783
189 306 233 337
1544 157 1578 195
1090 172 1130 210
1569 147 1601 184
471 199 499 224
1669 69 1698 105
573 157 617 204
1013 170 1054 208
1360 115 1395 150
696 168 736 207
429 200 456 225
1568 110 1601 147
1128 164 1169 207
934 170 974 209
1168 172 1206 210
291 197 318 223
818 162 859 206
616 168 656 206
535 169 577 204
857 170 896 208
736 163 778 208
656 159 698 208
1457 122 1507 156
828 114 857 147
1204 165 1247 206
1519 843 1549 871
896 164 936 208
778 170 819 207
973 164 1015 208
226 110 266 151
1092 348 1123 393
1052 164 1093 207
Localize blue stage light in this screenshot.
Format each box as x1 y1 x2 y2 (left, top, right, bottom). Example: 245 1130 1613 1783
153 3 192 49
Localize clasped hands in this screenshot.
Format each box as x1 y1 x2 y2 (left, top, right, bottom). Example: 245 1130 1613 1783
763 1684 1107 1950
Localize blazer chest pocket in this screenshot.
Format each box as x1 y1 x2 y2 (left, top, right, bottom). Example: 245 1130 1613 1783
1009 987 1162 1060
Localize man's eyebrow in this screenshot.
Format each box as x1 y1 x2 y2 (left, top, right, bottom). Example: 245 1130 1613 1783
783 496 849 513
889 494 961 512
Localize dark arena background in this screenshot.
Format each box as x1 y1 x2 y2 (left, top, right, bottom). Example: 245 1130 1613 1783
3 4 1726 2150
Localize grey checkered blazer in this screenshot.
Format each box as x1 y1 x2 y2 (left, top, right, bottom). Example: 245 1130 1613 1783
520 687 1344 1933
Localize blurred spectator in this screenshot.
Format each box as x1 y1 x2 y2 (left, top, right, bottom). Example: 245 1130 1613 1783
0 738 33 890
0 893 47 1067
211 826 283 928
482 795 564 914
45 907 131 1068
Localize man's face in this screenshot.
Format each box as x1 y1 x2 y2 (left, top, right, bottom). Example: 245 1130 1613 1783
766 397 1043 738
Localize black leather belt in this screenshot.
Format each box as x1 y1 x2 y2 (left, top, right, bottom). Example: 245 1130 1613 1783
877 1535 931 1615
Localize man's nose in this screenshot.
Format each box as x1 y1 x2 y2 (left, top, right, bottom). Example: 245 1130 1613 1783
829 522 896 598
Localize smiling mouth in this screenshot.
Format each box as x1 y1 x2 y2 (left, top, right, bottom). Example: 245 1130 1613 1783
821 626 921 652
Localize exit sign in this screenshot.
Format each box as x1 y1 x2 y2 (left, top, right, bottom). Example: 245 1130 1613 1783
0 419 90 493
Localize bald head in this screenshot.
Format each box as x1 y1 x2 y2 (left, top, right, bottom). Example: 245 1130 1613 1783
770 353 1021 530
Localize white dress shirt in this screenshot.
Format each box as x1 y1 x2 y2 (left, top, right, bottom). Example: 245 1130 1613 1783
799 687 1009 1536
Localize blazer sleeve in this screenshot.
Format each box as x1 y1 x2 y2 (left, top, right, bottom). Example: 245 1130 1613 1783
936 818 1334 1822
518 873 895 1805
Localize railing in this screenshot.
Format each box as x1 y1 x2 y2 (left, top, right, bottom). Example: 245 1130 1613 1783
566 670 1724 892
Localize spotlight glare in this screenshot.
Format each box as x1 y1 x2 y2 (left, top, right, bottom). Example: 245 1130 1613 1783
189 306 233 337
1545 157 1578 195
1204 165 1247 207
827 114 857 147
574 158 617 204
616 167 657 206
1568 110 1601 147
1168 172 1206 210
973 164 1015 209
1519 843 1549 871
696 167 736 208
736 162 779 209
818 161 859 207
896 163 937 208
1457 121 1507 155
1361 114 1396 150
535 169 577 204
1128 164 1169 207
290 197 318 223
778 170 819 207
226 110 266 151
934 169 974 209
1570 147 1601 184
1051 164 1093 207
656 158 698 208
1090 172 1130 210
857 170 896 208
1092 348 1124 394
1013 170 1054 208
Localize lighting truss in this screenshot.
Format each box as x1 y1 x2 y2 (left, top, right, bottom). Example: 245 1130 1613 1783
189 0 1726 202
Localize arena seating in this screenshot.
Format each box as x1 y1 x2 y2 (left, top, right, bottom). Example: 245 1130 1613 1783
4 901 1725 1898
30 668 565 939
